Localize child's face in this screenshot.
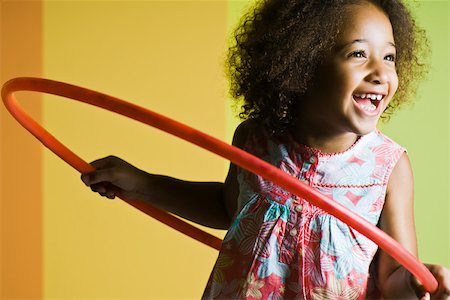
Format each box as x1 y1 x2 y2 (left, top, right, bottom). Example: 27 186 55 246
301 2 398 136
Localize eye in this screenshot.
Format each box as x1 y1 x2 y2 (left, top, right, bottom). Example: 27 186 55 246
385 54 396 62
348 50 367 59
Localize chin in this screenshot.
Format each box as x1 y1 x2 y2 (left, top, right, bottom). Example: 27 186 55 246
357 128 376 136
351 119 379 136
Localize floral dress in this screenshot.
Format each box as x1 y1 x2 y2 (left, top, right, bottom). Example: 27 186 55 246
202 128 406 300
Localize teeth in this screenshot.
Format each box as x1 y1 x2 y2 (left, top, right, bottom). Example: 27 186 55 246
360 103 376 111
354 93 384 101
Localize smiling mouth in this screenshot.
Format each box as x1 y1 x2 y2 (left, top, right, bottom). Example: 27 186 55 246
352 93 385 113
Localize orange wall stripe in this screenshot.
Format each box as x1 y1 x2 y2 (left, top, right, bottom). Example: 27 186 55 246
1 1 43 299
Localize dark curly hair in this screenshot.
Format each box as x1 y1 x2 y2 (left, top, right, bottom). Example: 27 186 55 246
226 0 428 134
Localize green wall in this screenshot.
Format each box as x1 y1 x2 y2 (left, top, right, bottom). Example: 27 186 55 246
381 1 449 266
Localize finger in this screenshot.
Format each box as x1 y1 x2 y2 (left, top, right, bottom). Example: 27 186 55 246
424 264 450 298
106 191 116 199
81 156 118 185
90 155 119 169
82 168 118 186
410 272 428 299
90 183 119 200
441 267 450 293
421 292 430 300
90 183 107 194
81 173 92 186
435 271 450 298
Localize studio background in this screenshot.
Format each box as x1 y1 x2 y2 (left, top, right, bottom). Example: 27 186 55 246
1 1 448 299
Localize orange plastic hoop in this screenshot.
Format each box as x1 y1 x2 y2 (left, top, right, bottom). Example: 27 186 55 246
1 77 437 292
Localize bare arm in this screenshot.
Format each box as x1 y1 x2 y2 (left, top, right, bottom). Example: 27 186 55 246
377 152 418 298
378 153 450 299
81 121 251 230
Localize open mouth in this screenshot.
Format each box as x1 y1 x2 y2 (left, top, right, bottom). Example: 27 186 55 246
352 93 385 113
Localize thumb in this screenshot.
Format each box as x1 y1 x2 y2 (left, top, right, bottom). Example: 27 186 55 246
410 273 428 299
90 155 119 169
81 168 117 186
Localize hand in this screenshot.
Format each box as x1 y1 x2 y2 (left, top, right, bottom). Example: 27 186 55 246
81 155 150 200
411 264 450 299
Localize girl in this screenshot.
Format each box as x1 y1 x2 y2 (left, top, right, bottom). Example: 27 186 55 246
81 0 450 298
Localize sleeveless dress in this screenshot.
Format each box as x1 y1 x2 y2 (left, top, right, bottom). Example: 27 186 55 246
202 128 405 299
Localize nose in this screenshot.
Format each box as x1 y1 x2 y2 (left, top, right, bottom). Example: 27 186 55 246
365 59 389 85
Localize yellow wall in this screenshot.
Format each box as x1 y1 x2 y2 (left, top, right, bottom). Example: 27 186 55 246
42 1 227 299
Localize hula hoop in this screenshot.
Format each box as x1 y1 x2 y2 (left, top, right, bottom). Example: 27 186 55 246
1 77 437 292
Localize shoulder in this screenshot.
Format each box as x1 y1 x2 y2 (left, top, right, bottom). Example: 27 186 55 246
387 152 413 195
372 129 404 150
376 128 406 158
366 130 406 177
231 119 261 149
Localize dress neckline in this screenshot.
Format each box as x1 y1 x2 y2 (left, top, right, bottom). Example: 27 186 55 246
280 130 375 157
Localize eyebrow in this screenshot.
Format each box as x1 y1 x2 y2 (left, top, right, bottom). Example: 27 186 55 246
348 39 396 48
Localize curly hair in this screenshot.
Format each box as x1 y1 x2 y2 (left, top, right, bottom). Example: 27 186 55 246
226 0 428 134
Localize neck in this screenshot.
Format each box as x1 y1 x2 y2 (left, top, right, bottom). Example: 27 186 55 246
290 122 360 153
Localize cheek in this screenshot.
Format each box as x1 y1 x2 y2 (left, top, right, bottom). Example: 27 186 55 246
332 66 362 91
391 73 399 93
311 64 360 104
318 68 352 94
383 72 398 109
